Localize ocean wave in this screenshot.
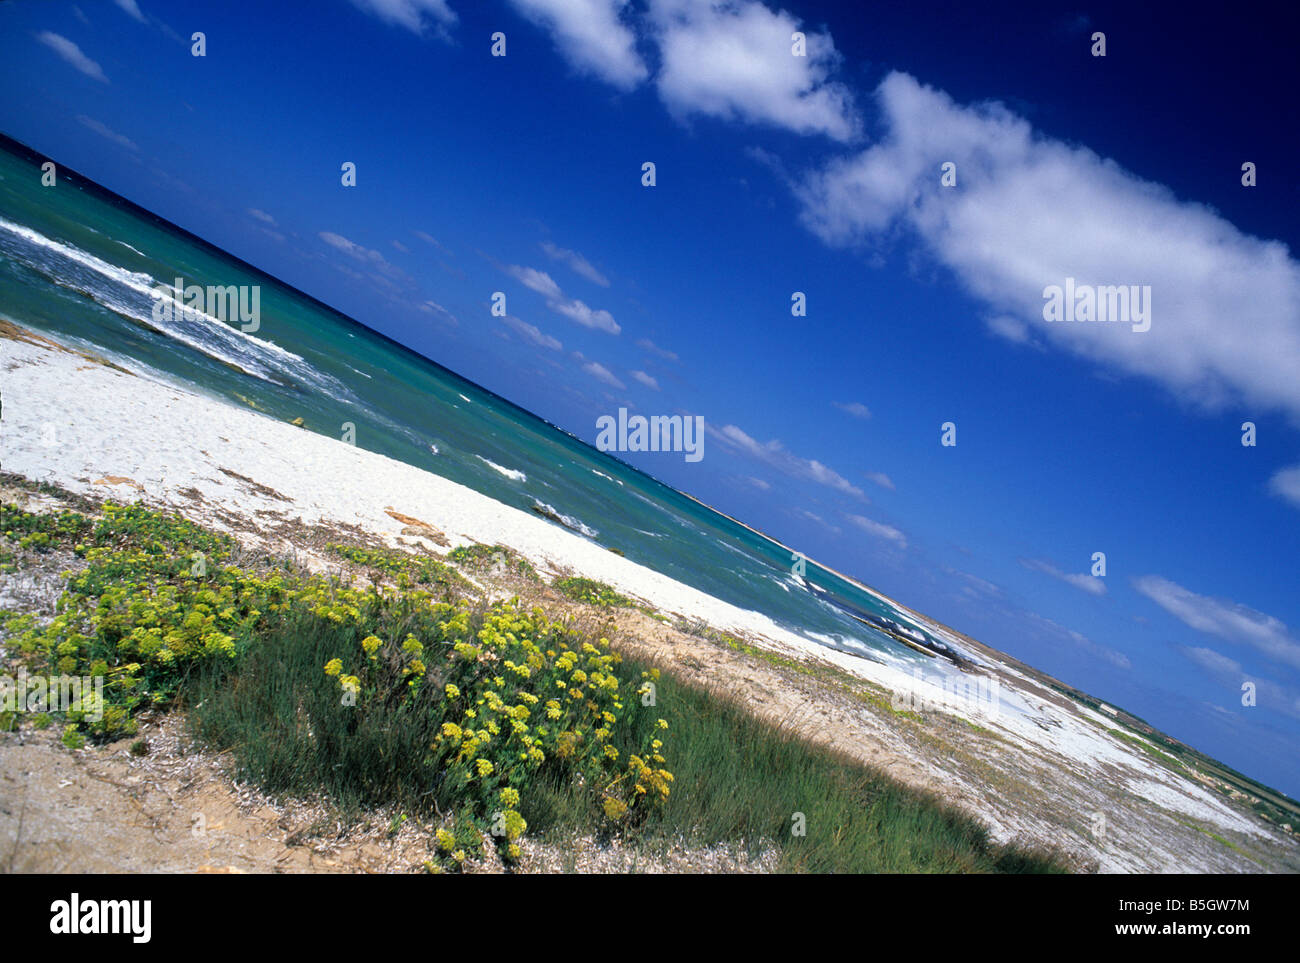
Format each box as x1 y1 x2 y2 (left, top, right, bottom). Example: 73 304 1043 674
530 500 599 539
476 456 526 482
0 215 355 402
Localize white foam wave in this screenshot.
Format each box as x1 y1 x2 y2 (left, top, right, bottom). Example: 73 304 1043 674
476 456 526 482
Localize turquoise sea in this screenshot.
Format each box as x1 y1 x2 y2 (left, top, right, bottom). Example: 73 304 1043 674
0 134 956 677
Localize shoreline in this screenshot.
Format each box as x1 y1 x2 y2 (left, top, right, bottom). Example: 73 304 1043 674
3 324 1297 872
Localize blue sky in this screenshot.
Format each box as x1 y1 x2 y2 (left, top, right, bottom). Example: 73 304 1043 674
3 0 1299 794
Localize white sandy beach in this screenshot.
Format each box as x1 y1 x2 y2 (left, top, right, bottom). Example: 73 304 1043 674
2 328 1295 872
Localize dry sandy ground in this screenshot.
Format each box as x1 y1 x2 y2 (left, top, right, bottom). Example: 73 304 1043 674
3 325 1299 873
0 711 774 875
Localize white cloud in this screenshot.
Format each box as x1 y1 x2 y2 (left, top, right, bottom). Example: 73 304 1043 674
508 0 647 90
319 231 409 285
748 476 771 491
1269 465 1300 509
37 32 108 82
247 208 277 226
540 240 610 286
1182 647 1300 720
413 230 452 255
507 264 621 333
1021 610 1130 669
501 314 561 349
420 300 459 326
846 514 906 548
507 265 564 300
833 400 871 419
582 360 625 388
114 0 147 22
348 0 457 35
1184 646 1241 678
1021 558 1107 596
636 337 679 362
551 296 621 334
710 423 864 498
985 314 1038 347
630 370 660 390
1135 575 1300 670
75 115 135 150
648 0 858 140
945 567 1002 600
797 71 1300 422
320 231 387 265
864 471 894 491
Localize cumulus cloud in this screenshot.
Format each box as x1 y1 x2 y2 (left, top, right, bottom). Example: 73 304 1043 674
630 370 660 390
1182 647 1300 720
420 300 459 326
864 471 894 491
1021 558 1107 596
1269 465 1300 509
552 297 621 334
321 231 388 265
507 264 621 334
945 567 1003 600
796 71 1300 422
985 314 1039 347
710 423 864 498
648 0 858 140
413 230 452 255
508 0 647 90
1135 575 1300 670
76 115 135 150
846 514 906 548
348 0 457 35
582 360 625 388
37 32 108 82
636 337 679 362
1024 611 1130 669
113 0 146 22
501 314 561 349
319 231 409 284
540 240 610 286
507 265 564 300
832 400 871 419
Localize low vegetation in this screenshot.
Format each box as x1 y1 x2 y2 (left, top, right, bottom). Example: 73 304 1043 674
0 498 1068 873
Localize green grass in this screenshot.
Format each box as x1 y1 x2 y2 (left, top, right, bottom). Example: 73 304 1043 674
553 575 666 620
327 541 471 595
189 621 1066 871
1108 729 1183 770
553 576 637 608
2 497 1069 873
523 656 1066 872
447 543 539 581
1172 817 1260 864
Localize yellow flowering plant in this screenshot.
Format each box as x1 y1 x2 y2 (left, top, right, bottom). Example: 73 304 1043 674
5 501 673 868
